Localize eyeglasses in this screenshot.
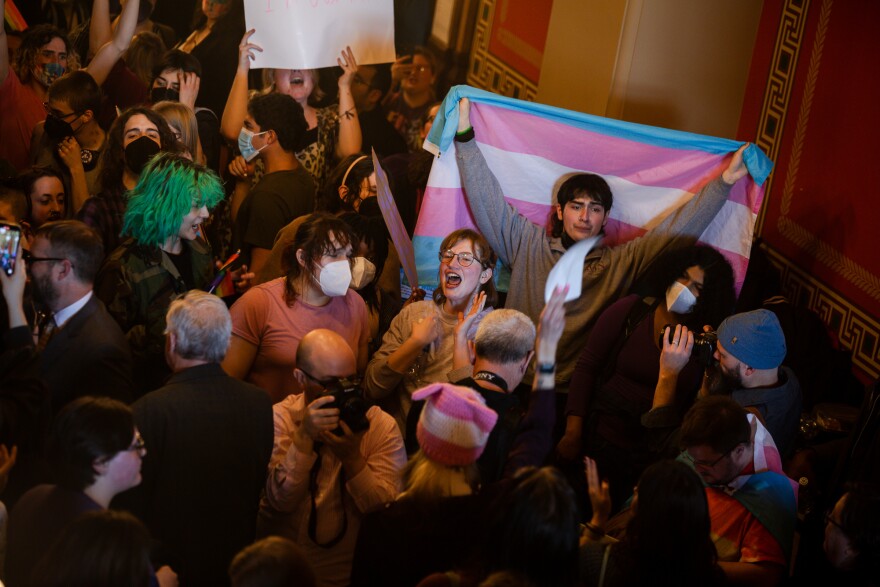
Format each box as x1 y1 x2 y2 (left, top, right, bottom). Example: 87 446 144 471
299 367 335 388
42 102 80 120
128 432 146 453
825 510 846 533
23 250 69 265
681 445 737 469
439 250 479 268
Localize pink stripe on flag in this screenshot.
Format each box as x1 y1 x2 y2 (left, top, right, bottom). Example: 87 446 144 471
416 187 554 238
415 187 479 237
472 104 759 210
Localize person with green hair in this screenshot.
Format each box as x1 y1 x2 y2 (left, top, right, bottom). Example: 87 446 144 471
96 152 224 396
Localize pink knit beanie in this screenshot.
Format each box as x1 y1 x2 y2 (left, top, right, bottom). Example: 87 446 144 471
413 382 498 467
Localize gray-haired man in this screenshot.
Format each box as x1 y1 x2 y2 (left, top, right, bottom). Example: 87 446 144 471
125 291 274 586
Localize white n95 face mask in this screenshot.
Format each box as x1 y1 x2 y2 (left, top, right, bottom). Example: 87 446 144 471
317 260 352 297
349 257 377 290
666 281 697 314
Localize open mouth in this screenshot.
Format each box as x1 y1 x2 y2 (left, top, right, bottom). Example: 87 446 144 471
291 72 305 85
444 271 462 288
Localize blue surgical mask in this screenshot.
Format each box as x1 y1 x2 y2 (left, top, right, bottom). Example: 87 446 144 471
237 128 268 162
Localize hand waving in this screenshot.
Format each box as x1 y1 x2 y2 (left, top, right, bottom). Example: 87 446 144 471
237 29 263 74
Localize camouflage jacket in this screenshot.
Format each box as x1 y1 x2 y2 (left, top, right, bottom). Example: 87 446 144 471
95 237 213 392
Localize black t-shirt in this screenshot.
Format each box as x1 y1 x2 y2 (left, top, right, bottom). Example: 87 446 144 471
233 168 316 264
166 248 195 290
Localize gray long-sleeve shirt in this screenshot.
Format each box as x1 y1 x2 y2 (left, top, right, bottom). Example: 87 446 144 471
455 138 733 386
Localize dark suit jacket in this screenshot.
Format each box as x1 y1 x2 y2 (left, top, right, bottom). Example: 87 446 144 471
41 294 133 412
124 363 274 587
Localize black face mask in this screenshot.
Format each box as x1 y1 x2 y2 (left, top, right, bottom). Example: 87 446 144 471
124 136 161 175
44 113 77 141
150 86 180 104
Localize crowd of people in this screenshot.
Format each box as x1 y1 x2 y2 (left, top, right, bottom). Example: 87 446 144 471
1 1 878 586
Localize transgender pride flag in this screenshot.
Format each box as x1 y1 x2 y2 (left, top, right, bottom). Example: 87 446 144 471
415 85 773 291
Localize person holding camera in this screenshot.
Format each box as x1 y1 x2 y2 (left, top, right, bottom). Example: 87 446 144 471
646 308 802 463
121 290 274 586
260 328 406 587
557 245 736 513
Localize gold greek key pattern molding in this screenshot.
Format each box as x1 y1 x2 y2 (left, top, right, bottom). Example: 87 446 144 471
466 0 539 101
778 0 829 218
754 0 811 233
764 244 880 379
778 217 880 301
773 0 878 304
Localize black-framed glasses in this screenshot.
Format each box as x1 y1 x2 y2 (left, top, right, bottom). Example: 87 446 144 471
681 445 737 469
128 432 146 453
299 367 336 388
23 250 69 265
42 102 80 120
439 250 479 268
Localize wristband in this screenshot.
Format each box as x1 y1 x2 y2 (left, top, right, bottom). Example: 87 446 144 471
537 362 555 374
454 127 475 142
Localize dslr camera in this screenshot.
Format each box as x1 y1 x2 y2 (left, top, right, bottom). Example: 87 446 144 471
325 376 370 436
659 325 718 367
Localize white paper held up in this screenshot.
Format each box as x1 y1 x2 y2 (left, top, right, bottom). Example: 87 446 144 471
544 236 600 304
244 0 396 70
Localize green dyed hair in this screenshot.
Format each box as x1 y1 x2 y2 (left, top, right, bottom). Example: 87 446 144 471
122 153 223 248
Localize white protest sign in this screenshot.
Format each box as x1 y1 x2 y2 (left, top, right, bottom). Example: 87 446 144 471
244 0 396 70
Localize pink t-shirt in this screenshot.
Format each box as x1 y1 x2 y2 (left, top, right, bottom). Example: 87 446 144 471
230 278 369 403
0 70 45 170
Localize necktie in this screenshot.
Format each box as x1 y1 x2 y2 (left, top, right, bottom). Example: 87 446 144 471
36 315 57 352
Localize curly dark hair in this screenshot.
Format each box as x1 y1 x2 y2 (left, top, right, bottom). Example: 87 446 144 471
280 212 355 306
12 24 80 85
248 93 308 153
633 244 736 331
97 107 177 197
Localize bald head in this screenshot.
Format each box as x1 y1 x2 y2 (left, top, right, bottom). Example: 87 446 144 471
296 329 357 390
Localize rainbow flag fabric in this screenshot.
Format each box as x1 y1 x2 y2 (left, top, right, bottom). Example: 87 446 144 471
417 85 773 291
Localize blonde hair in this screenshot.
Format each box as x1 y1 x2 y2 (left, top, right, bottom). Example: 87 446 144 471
261 68 325 104
400 450 480 502
152 100 204 165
